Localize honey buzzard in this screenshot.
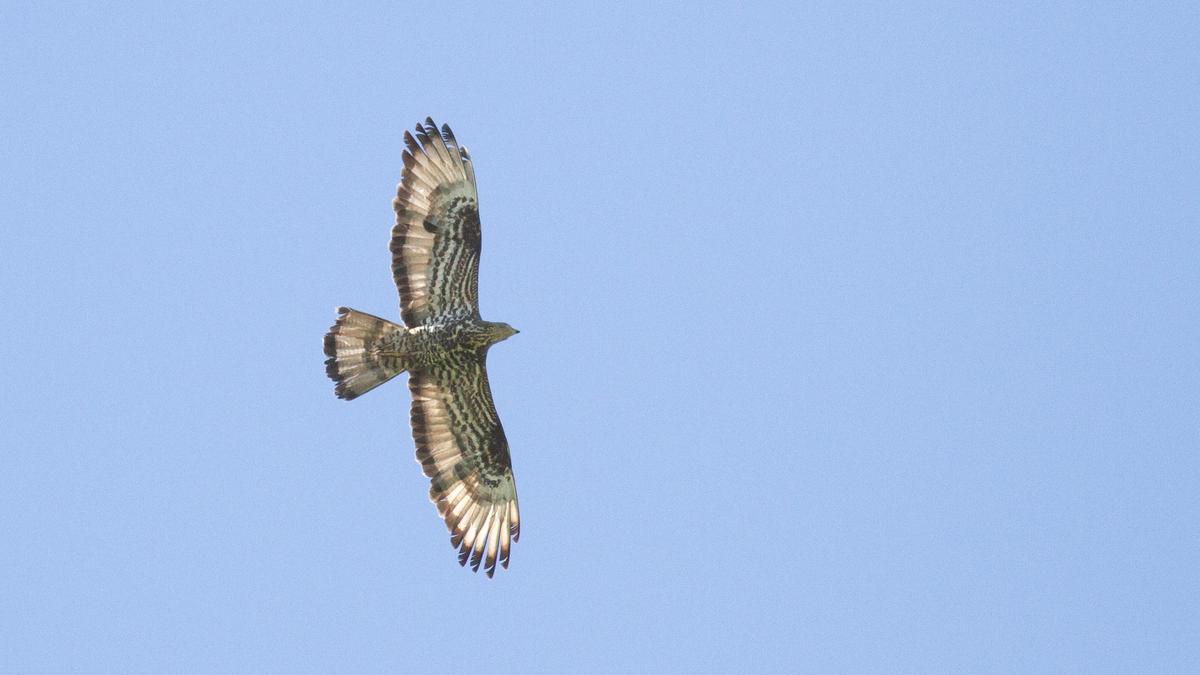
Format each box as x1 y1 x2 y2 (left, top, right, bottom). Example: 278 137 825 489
324 119 520 577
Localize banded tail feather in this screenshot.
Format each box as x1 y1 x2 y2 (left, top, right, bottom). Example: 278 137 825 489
324 307 407 400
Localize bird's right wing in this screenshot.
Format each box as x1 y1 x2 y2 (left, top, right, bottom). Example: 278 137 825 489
390 118 482 327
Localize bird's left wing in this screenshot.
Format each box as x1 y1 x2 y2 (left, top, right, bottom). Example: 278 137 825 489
408 352 520 577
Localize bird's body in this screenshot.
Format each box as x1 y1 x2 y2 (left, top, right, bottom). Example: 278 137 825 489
369 317 517 374
323 119 521 577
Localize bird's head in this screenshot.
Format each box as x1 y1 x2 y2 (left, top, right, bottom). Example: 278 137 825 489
488 322 519 343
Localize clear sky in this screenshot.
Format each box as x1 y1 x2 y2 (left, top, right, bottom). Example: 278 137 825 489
2 2 1197 672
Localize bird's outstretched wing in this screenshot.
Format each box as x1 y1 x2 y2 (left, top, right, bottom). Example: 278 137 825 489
409 352 520 577
391 118 481 327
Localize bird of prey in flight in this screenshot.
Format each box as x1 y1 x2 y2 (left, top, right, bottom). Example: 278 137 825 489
324 118 520 577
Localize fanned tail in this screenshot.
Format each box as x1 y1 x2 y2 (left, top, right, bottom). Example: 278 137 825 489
324 307 406 400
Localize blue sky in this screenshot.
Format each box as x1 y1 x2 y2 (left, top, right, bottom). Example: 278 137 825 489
2 2 1197 672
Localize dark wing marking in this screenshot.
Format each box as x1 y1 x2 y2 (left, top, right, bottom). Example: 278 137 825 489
391 118 481 327
409 352 519 577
